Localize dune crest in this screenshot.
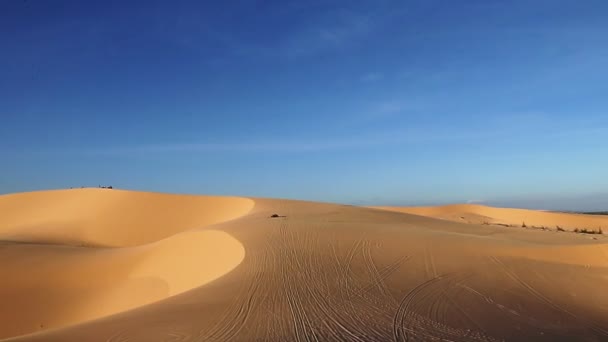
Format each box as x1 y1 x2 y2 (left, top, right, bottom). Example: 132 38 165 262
0 188 254 247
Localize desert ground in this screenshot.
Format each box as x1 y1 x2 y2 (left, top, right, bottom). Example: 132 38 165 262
1 189 608 341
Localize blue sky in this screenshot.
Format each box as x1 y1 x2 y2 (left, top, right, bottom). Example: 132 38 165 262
1 0 607 210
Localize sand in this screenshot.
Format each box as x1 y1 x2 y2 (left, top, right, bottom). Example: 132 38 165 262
373 204 608 232
1 190 608 341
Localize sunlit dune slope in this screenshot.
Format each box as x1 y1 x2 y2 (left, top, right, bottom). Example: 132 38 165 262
2 192 608 341
0 189 252 339
373 204 608 231
0 188 254 246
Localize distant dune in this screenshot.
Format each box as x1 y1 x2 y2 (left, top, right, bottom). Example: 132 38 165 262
1 190 608 341
372 204 608 231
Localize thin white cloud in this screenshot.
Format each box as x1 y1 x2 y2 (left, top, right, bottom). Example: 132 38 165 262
377 101 405 115
361 72 384 82
157 3 406 60
69 137 397 156
353 100 412 122
221 5 399 60
277 9 375 58
15 112 608 157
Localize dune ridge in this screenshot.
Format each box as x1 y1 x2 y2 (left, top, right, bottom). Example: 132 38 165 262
0 188 254 247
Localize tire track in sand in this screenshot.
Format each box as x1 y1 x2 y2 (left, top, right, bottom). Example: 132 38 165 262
196 239 265 341
261 223 291 341
423 243 438 279
335 235 394 340
393 275 445 341
278 220 318 342
297 227 368 341
360 240 408 302
326 238 372 341
490 256 608 338
392 272 495 342
354 240 409 340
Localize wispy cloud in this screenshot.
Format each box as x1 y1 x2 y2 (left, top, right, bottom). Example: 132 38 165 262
272 2 409 58
376 101 406 115
51 137 398 157
361 72 384 82
11 111 608 158
272 9 376 58
353 100 414 122
186 5 396 60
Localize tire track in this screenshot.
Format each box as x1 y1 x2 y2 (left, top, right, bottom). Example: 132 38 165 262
344 235 367 285
490 256 560 312
194 278 248 340
217 252 263 341
105 328 130 342
416 276 454 340
293 228 321 342
278 221 307 342
326 239 377 340
299 228 368 341
392 272 491 342
410 272 481 341
357 240 410 315
258 226 289 341
334 236 368 314
442 277 500 342
298 228 389 341
197 238 265 341
458 279 563 334
458 284 495 305
393 275 446 341
490 256 608 338
304 226 372 341
361 240 401 301
279 220 319 342
423 243 438 279
338 236 395 339
163 330 191 342
354 240 408 340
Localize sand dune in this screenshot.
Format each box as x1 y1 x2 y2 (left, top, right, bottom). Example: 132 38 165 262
0 189 254 247
0 189 250 339
1 191 608 341
373 204 608 231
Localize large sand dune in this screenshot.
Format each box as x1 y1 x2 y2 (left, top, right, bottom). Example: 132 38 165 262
1 190 608 341
0 189 254 247
0 189 252 339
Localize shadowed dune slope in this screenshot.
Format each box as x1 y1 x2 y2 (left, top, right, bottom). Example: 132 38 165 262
2 193 608 341
0 189 252 339
373 204 608 231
